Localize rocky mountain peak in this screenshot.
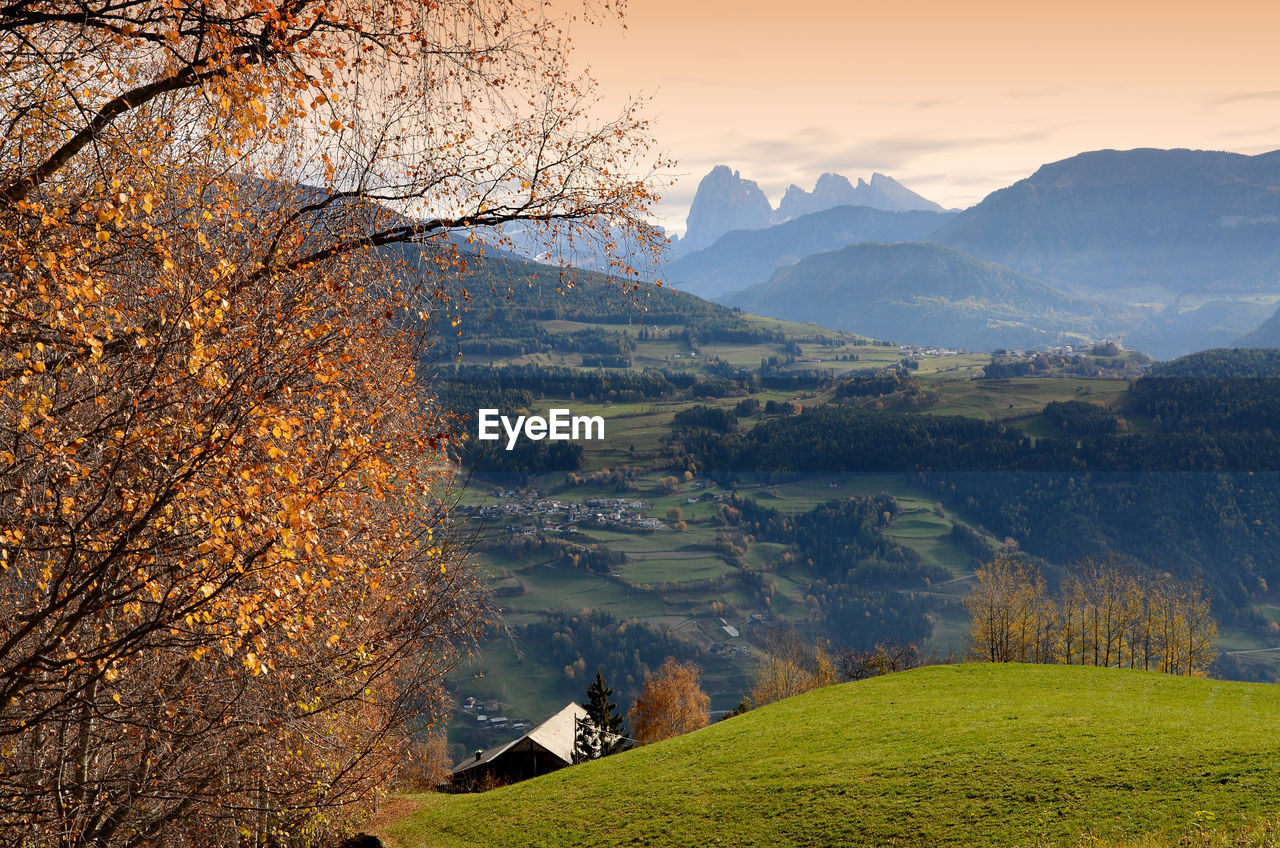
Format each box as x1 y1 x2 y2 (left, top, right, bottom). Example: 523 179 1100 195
679 165 773 255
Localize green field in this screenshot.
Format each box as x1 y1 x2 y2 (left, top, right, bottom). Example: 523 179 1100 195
923 377 1130 422
386 664 1280 848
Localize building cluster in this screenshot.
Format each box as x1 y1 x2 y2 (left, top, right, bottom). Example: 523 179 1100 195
898 344 967 358
460 697 530 735
467 495 667 535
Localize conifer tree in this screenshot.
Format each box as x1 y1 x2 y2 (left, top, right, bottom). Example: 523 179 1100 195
574 671 628 762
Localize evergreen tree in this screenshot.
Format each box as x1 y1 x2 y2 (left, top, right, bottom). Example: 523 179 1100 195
573 671 628 762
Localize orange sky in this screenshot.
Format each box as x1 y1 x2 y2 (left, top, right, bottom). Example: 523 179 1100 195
560 0 1280 232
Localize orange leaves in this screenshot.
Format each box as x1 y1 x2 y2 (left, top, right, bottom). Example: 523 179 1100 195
628 658 710 746
0 0 659 840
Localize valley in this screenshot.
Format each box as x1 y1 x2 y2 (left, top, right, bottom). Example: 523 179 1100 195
429 271 1280 761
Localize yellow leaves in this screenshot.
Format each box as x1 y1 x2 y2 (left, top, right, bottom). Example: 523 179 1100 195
243 652 267 675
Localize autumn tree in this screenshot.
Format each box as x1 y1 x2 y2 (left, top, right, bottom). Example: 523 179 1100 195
629 658 710 746
965 554 1056 663
968 555 1217 676
835 641 922 682
748 627 836 707
0 0 664 845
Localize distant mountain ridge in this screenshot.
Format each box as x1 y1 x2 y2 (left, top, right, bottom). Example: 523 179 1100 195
777 172 947 219
933 147 1280 297
1235 304 1280 348
677 165 945 256
665 204 954 299
721 242 1126 351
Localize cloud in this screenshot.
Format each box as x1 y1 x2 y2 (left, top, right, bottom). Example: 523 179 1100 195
1208 123 1280 141
1205 90 1280 109
717 127 1062 189
907 98 960 111
1003 86 1069 101
908 168 1035 189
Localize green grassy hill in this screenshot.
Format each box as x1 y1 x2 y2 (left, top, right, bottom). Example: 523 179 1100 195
385 664 1280 848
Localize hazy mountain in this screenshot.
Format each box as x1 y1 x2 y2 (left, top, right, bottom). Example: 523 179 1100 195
678 165 946 257
664 205 954 299
777 172 947 219
1128 299 1276 359
720 242 1127 351
933 147 1280 297
679 165 773 254
480 217 667 277
1235 304 1280 347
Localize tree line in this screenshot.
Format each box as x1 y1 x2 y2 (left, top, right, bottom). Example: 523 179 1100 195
676 403 1280 622
965 555 1217 675
714 496 942 648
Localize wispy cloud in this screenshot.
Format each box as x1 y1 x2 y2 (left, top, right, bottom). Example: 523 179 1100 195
723 127 1063 185
1208 123 1280 140
1205 90 1280 109
1003 86 1068 101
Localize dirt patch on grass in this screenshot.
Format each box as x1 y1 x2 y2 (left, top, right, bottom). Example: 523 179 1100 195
367 794 428 848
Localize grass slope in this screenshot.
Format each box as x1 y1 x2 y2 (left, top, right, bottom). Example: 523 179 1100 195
387 664 1280 848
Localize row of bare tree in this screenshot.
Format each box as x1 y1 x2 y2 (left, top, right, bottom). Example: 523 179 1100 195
965 555 1218 675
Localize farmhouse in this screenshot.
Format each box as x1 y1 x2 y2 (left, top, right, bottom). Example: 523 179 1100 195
451 702 588 790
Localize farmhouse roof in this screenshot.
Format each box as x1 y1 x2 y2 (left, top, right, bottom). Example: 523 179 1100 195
453 702 588 775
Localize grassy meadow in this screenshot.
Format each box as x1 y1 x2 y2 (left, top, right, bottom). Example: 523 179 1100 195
387 664 1280 848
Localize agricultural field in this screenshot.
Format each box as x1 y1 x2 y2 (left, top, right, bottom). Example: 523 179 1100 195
439 309 1280 758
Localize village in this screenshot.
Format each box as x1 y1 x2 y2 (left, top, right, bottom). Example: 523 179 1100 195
465 492 725 537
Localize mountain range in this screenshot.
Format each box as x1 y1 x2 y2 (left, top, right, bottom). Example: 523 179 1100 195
667 149 1280 357
776 171 948 219
677 166 945 255
664 204 954 300
1235 303 1280 347
932 148 1280 298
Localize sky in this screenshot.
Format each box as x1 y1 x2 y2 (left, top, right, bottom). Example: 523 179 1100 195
560 0 1280 234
